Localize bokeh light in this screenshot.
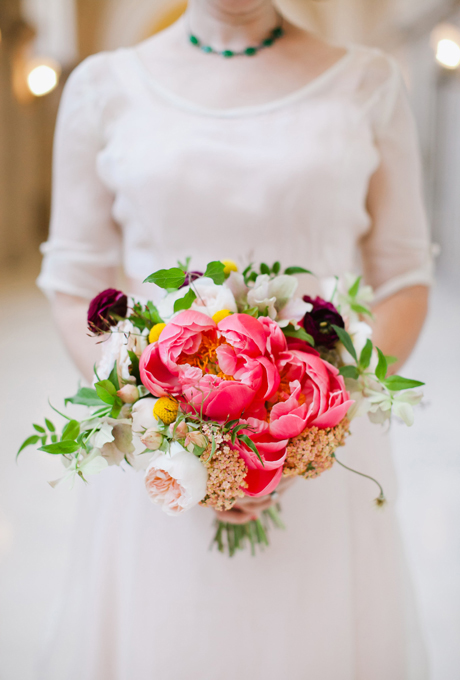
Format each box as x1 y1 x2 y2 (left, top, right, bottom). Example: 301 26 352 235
436 38 460 69
27 64 60 97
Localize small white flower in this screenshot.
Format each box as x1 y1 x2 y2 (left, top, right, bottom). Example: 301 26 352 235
132 397 159 435
339 320 373 365
49 448 108 489
91 422 115 449
247 274 310 325
96 320 148 385
157 277 237 322
144 441 208 515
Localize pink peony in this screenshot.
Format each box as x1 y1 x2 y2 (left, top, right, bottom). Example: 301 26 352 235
140 311 282 421
233 418 288 497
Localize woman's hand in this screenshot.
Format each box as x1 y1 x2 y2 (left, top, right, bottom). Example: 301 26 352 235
214 476 296 525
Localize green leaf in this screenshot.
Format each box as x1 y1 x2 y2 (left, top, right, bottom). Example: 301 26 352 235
95 380 117 405
238 434 264 467
110 397 123 419
359 339 373 371
146 301 163 325
33 424 46 434
41 436 47 446
383 376 425 392
272 261 281 275
284 266 312 276
350 302 373 317
204 261 226 285
260 262 270 275
339 365 360 380
332 325 357 362
174 288 197 313
51 434 58 443
128 351 141 383
348 275 362 298
39 441 81 455
45 418 56 432
386 355 398 366
283 325 315 346
108 363 120 391
143 267 186 290
65 387 104 407
231 423 248 445
375 348 388 382
17 435 40 458
61 420 80 442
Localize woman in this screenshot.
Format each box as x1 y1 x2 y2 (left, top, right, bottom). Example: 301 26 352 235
38 0 432 677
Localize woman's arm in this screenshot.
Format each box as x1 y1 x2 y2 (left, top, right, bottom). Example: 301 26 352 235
371 284 429 374
52 292 101 384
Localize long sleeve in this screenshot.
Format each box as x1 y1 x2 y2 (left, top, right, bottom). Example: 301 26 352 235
361 57 434 303
37 55 122 300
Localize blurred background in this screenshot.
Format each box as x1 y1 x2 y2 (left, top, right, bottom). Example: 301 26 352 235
0 0 459 678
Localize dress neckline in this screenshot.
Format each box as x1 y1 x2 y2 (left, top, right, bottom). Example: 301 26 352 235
130 44 355 118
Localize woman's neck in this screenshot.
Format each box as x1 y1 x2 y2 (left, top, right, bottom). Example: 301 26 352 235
186 0 280 51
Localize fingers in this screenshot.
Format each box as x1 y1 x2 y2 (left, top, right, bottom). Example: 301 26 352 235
234 497 273 514
214 508 256 525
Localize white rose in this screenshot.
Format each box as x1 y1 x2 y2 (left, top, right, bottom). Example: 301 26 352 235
247 274 309 325
157 277 237 322
144 442 208 515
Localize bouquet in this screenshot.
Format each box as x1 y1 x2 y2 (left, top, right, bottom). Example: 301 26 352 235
19 260 424 556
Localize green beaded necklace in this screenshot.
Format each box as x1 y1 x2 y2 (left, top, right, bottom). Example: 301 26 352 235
188 23 284 58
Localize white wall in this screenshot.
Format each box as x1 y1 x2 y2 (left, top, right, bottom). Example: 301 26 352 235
21 0 78 65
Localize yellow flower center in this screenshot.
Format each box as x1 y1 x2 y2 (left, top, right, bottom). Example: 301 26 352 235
154 397 179 424
212 309 232 324
149 323 167 344
177 333 233 380
221 259 238 276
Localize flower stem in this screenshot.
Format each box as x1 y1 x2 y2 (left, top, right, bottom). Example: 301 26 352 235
211 504 285 557
332 453 386 505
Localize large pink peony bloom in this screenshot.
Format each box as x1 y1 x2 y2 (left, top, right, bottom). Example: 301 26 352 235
268 349 354 439
139 311 281 421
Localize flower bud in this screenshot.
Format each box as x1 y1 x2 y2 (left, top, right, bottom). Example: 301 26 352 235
140 429 163 451
185 431 208 449
117 385 140 404
171 420 189 439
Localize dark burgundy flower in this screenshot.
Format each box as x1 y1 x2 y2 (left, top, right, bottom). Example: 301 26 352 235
302 296 345 349
87 288 128 334
180 271 203 288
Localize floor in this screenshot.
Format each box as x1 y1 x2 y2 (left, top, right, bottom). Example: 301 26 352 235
0 264 459 680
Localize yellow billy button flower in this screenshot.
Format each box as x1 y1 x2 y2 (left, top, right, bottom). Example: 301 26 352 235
149 322 167 344
212 309 232 324
154 397 179 425
221 259 238 277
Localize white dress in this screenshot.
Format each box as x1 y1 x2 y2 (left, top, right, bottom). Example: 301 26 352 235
38 43 433 680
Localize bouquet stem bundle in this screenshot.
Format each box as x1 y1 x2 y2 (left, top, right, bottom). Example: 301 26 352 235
212 504 285 557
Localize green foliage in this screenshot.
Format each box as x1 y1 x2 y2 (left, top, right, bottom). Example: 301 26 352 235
332 325 357 362
143 267 186 290
129 301 163 331
238 434 264 466
17 435 40 458
33 424 46 434
45 418 56 432
61 420 80 442
95 380 117 405
382 376 425 392
260 262 270 275
174 288 197 313
65 387 104 407
283 324 315 346
284 266 312 276
203 261 226 285
359 339 373 371
108 363 120 391
39 441 81 455
348 275 362 298
339 365 360 380
128 351 141 383
272 261 281 275
375 348 388 381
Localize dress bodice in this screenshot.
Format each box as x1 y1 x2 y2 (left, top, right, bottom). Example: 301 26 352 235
38 43 432 303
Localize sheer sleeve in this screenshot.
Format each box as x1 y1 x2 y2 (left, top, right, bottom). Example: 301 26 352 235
361 57 434 303
37 55 122 300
